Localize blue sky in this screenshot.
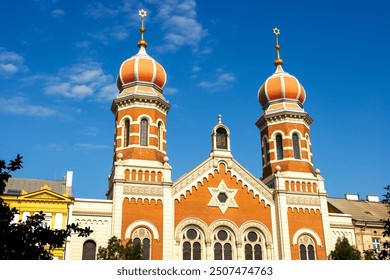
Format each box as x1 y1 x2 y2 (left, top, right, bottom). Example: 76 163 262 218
0 0 389 200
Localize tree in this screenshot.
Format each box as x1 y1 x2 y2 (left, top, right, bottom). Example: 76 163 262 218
378 185 390 260
0 155 93 260
363 249 378 260
329 237 362 260
97 236 142 260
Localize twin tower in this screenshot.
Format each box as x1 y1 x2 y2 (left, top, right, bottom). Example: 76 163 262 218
105 11 331 260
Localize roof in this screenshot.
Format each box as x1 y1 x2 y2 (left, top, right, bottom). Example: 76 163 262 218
328 197 388 222
4 177 73 198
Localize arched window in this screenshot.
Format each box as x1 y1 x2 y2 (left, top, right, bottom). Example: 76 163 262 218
124 119 130 147
292 133 301 159
157 122 163 150
298 235 316 260
262 138 270 164
216 127 228 149
276 134 284 160
140 118 149 146
82 240 96 260
213 229 234 260
132 228 152 260
244 230 263 260
182 228 203 260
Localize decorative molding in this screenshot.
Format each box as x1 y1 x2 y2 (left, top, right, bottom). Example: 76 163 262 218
123 185 163 197
286 195 320 206
207 180 238 214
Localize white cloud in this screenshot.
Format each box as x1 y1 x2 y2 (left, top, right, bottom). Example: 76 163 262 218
0 97 55 117
43 61 115 101
148 0 207 53
84 2 119 19
199 70 236 92
163 87 178 95
0 47 28 76
51 9 65 17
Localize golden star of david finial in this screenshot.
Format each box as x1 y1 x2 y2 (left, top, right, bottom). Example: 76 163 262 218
137 9 148 48
273 27 283 66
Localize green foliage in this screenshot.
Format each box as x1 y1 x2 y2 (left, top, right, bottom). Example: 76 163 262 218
0 155 92 260
329 237 362 260
363 249 378 260
97 236 142 260
378 185 390 260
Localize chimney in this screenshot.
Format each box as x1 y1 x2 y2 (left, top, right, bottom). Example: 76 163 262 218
66 171 73 188
366 195 380 202
345 193 359 201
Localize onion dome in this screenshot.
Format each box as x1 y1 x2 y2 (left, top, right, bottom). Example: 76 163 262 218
258 28 306 107
116 9 167 95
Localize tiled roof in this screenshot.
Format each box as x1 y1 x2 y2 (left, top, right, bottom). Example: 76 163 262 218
328 197 388 222
5 177 73 198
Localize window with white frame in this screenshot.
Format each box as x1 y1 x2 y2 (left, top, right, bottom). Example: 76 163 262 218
82 240 96 260
182 228 204 260
275 134 284 160
372 238 381 253
244 230 263 260
140 118 149 146
213 229 234 260
292 133 301 159
132 227 152 260
298 235 316 260
124 119 130 147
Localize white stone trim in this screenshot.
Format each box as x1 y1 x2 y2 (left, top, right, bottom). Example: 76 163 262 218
124 220 160 241
292 228 323 247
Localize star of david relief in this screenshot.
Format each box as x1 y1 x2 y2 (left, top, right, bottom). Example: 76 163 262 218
208 180 238 214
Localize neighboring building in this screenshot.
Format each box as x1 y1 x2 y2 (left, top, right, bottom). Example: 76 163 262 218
328 195 389 254
66 198 112 260
3 171 74 259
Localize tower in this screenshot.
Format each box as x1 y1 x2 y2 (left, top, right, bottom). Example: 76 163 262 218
256 28 332 259
107 10 173 259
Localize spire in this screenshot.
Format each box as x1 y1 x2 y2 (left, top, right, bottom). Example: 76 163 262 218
138 9 148 48
273 27 283 66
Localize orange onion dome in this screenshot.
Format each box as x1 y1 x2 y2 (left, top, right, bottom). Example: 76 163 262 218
258 64 306 107
258 28 306 107
116 9 166 95
116 46 167 94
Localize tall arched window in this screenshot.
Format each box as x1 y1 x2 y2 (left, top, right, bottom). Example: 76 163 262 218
182 228 203 260
124 119 130 147
82 240 96 260
298 235 316 260
244 230 263 260
140 118 149 146
214 229 233 260
157 122 163 150
292 133 301 159
132 228 152 260
262 138 270 164
216 127 227 149
276 134 284 160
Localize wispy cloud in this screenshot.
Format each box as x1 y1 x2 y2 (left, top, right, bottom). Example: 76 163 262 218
51 9 65 17
84 2 119 19
147 0 207 53
88 25 129 44
34 143 111 151
0 48 28 76
163 87 178 95
198 70 236 92
43 61 117 101
0 97 55 117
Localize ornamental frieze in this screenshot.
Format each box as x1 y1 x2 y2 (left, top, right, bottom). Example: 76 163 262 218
123 185 163 196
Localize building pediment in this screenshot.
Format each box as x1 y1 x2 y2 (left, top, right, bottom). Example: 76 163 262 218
172 156 274 206
20 186 72 203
